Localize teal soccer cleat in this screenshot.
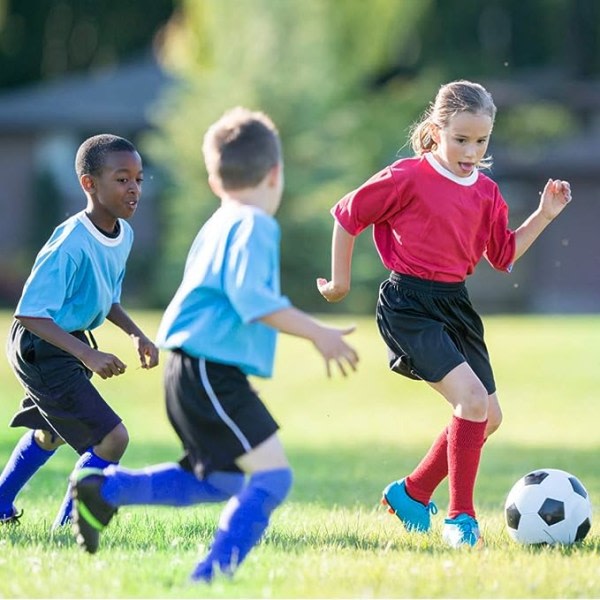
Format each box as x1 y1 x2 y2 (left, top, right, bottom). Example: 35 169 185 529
442 513 482 548
381 478 437 532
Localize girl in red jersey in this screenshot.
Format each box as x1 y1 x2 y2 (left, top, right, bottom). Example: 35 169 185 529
317 80 571 547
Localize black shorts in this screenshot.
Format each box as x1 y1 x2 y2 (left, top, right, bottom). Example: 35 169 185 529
164 350 279 477
376 272 496 394
6 320 122 454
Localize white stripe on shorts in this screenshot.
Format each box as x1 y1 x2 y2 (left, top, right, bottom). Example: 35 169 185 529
198 357 252 453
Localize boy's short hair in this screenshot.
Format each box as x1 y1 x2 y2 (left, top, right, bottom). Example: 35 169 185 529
202 107 281 191
75 134 138 177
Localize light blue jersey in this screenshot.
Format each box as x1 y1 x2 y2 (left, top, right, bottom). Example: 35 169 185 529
15 211 133 332
157 204 291 378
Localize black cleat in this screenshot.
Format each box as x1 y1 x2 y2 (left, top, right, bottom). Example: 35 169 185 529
71 468 117 554
0 507 23 525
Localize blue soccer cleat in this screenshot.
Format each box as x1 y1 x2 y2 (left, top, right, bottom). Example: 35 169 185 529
442 513 482 548
381 478 437 532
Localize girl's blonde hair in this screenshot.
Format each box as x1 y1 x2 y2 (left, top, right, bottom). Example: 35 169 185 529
409 80 497 169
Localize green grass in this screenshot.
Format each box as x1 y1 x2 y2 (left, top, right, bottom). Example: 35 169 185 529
0 310 599 598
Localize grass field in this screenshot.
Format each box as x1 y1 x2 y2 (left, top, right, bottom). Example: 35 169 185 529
0 310 599 598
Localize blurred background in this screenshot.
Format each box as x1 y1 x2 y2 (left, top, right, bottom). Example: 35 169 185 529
0 0 598 315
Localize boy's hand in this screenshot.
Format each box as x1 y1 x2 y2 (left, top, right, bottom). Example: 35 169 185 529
316 278 349 303
132 334 160 369
312 325 359 377
540 179 571 220
81 347 128 379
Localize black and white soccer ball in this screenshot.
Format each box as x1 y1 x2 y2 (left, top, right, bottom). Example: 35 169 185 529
504 468 592 545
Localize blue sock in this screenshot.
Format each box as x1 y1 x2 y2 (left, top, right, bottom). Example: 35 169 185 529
0 430 55 518
100 463 244 507
52 448 115 529
191 468 293 582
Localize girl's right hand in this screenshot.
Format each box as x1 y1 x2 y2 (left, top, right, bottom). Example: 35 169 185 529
316 278 349 303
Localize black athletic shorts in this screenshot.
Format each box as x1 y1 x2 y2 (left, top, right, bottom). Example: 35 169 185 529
164 350 280 477
376 272 496 394
6 319 122 454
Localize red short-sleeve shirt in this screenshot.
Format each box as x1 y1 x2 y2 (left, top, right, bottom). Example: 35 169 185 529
332 153 516 282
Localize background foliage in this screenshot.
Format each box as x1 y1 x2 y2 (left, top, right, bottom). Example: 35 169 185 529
144 0 597 310
1 0 598 311
0 0 174 87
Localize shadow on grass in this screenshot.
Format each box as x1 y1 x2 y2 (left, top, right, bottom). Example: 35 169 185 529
286 442 600 510
2 439 599 555
2 437 599 510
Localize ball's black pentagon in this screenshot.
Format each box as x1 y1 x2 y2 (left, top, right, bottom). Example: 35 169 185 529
524 471 549 485
568 476 588 499
506 503 521 529
575 517 591 541
538 498 565 525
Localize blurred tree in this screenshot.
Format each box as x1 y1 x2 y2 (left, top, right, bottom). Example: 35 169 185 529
146 0 599 312
147 0 434 311
0 0 175 88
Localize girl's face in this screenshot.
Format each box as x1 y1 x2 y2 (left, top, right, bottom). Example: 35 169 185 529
431 111 493 178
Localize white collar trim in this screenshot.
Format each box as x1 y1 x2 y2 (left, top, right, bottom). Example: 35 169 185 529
424 153 479 186
76 211 124 246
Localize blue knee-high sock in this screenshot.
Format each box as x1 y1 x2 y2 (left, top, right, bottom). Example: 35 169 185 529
100 463 244 507
191 468 293 582
52 448 115 529
0 430 55 518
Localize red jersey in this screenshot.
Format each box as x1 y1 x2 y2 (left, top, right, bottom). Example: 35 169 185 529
332 153 516 282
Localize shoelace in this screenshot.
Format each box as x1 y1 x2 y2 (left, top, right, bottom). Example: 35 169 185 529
455 517 478 542
427 502 438 515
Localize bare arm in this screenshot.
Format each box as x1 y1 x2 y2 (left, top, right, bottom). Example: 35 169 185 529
260 307 359 377
17 316 127 380
513 179 571 263
316 221 356 302
107 304 159 369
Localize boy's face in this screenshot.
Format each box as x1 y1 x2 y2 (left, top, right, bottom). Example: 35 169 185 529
83 150 143 223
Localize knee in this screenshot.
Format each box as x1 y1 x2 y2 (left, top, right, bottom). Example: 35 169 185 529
485 405 503 437
95 423 129 461
34 429 65 451
458 383 489 421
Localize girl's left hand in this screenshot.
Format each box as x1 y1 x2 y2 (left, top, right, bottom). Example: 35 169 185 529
540 179 571 220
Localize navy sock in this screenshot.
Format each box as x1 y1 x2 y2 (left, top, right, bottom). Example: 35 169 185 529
100 463 244 506
191 468 293 582
0 430 55 518
52 448 115 528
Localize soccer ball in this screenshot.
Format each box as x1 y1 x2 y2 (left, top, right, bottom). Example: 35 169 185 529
504 468 592 545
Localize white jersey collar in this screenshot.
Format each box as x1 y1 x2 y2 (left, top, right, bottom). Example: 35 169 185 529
424 152 479 186
77 211 124 247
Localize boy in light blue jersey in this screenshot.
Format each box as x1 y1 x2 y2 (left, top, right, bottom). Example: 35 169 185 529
157 202 290 378
0 134 159 529
71 107 359 583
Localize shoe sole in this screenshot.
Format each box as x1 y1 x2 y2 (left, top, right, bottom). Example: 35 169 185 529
71 472 105 554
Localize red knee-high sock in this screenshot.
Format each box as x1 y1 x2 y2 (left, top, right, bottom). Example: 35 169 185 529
405 427 449 505
447 415 487 519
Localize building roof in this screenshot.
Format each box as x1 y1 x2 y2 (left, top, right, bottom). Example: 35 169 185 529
0 52 176 132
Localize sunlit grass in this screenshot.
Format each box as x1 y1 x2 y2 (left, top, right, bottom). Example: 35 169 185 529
0 311 599 598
